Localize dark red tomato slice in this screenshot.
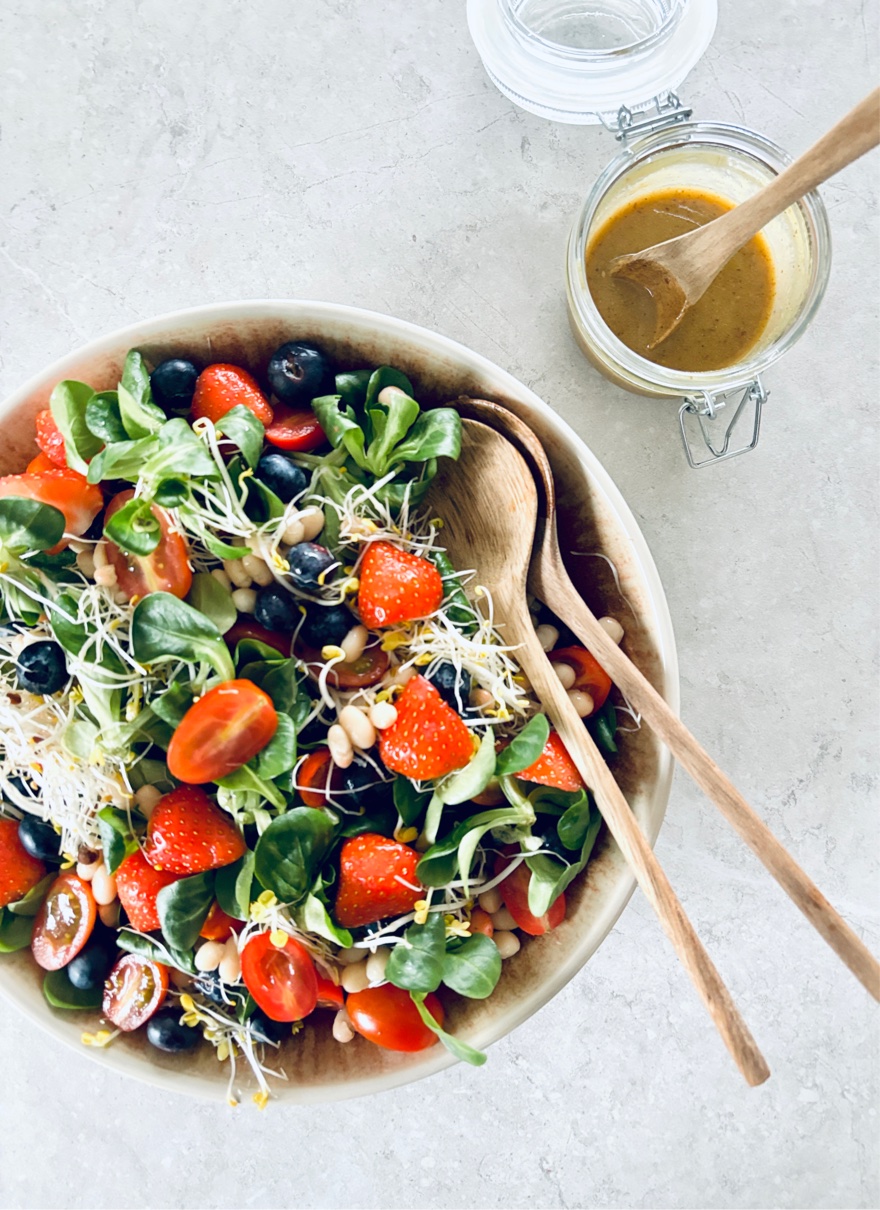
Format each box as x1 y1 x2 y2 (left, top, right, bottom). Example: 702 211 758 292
346 984 443 1052
224 617 292 659
166 678 278 784
241 931 318 1022
547 646 612 713
103 489 193 601
296 747 334 808
493 854 566 936
295 639 389 690
199 901 242 941
31 871 97 971
0 469 103 552
265 404 327 452
34 409 69 468
102 954 169 1031
27 452 58 474
315 973 344 1010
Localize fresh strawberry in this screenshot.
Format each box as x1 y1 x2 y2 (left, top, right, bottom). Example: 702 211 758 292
357 541 444 629
334 833 423 928
517 730 584 792
27 452 57 474
34 409 69 468
378 674 474 780
0 818 47 908
0 469 103 551
190 364 274 427
115 850 179 931
143 786 246 876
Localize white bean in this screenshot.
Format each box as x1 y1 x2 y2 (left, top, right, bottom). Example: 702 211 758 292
232 587 258 614
94 564 117 588
218 937 242 984
332 1010 355 1043
223 559 253 589
369 701 398 730
385 664 415 688
134 784 163 820
340 962 370 993
366 949 389 984
336 946 366 966
298 507 325 542
76 860 97 882
598 616 624 644
568 689 595 718
535 624 559 652
93 541 108 569
478 887 502 915
327 724 354 769
491 906 518 931
194 941 225 972
75 550 96 579
91 864 117 906
338 705 376 751
281 519 305 546
211 567 233 592
494 930 521 959
242 554 274 587
98 902 120 928
551 661 576 690
339 624 368 663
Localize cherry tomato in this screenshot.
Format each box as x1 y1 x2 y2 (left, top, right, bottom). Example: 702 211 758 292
166 678 278 784
30 871 97 971
469 908 494 938
295 640 389 690
241 931 318 1022
34 409 69 468
346 984 443 1052
224 617 292 659
199 901 242 941
296 747 334 808
493 854 566 936
102 954 169 1031
0 469 103 552
315 973 344 1009
547 646 612 714
265 405 327 452
103 489 193 601
27 452 57 474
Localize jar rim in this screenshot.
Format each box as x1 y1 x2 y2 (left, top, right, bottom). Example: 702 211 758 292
566 121 832 393
500 0 686 63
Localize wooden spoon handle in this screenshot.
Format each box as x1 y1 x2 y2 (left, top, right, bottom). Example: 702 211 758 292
548 574 880 1002
508 598 770 1086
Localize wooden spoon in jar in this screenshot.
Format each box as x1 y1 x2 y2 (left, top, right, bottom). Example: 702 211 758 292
454 395 880 1003
609 87 880 348
428 418 770 1086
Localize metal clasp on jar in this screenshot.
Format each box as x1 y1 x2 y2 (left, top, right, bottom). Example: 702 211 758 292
678 378 768 468
601 92 694 143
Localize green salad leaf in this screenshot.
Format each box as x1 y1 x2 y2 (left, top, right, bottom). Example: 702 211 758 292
0 499 66 554
254 808 336 905
157 871 216 951
131 593 235 681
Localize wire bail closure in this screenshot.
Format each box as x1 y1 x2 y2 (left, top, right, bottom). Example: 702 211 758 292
603 92 694 142
678 378 768 468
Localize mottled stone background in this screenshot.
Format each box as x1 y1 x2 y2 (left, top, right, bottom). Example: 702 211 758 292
0 2 877 1207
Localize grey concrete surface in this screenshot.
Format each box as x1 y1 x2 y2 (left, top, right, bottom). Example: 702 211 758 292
0 2 877 1208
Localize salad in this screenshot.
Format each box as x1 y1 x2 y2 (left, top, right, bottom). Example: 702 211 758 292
0 339 625 1106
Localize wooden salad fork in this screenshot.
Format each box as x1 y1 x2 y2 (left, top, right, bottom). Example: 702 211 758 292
454 396 880 1003
429 418 770 1086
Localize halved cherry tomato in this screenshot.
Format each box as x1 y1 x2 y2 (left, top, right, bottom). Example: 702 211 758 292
493 853 566 936
296 747 334 808
31 871 97 970
241 931 318 1022
27 452 57 474
102 954 169 1031
469 908 495 938
191 364 274 427
166 678 278 784
224 617 292 659
346 984 443 1052
103 489 193 601
547 646 612 714
34 409 69 468
0 469 103 551
315 973 344 1010
265 404 327 452
295 640 389 690
199 901 242 941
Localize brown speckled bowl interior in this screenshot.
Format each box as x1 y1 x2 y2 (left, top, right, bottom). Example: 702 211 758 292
0 301 678 1103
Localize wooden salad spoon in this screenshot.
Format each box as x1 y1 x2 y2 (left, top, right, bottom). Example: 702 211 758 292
609 87 880 348
455 396 880 1003
429 418 770 1087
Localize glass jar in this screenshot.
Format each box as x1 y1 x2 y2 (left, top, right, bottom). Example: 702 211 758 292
566 123 832 464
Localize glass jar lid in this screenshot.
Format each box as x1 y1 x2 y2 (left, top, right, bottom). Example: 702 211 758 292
467 0 717 125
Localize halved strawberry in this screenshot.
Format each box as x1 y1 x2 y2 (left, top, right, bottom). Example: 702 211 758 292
378 674 474 780
518 730 584 792
190 364 274 427
0 469 103 552
34 409 69 468
143 786 246 876
334 833 423 928
115 850 179 932
357 542 444 629
27 453 57 474
0 819 47 908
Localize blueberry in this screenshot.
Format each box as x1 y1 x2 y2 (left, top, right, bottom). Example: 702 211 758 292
256 453 308 504
287 542 336 592
330 760 390 810
267 342 333 405
2 774 40 805
67 941 116 990
192 973 227 1005
247 1008 287 1045
427 661 472 713
146 1010 200 1053
253 585 299 633
299 605 352 650
535 829 575 862
17 815 60 863
15 641 67 695
150 359 199 415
